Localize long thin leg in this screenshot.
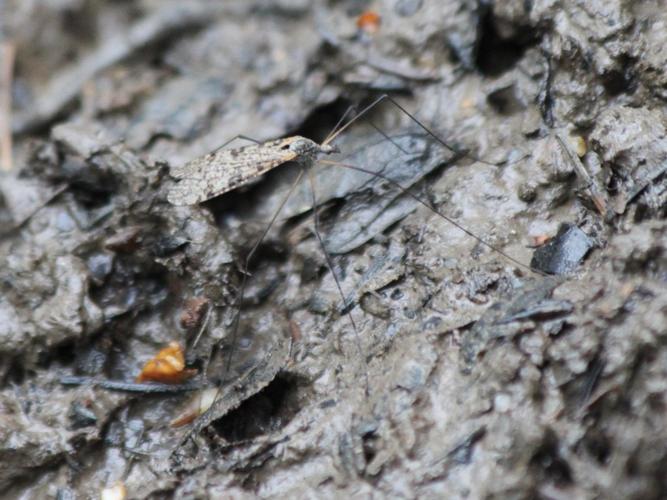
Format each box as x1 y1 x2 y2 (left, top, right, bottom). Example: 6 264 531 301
182 171 305 457
319 158 546 277
306 166 370 395
322 94 393 146
366 119 409 154
211 134 261 153
219 169 306 383
324 104 408 155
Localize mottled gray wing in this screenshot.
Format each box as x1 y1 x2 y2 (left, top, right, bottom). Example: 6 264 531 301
167 141 297 206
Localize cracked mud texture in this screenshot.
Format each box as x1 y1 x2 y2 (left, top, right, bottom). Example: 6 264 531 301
1 0 666 498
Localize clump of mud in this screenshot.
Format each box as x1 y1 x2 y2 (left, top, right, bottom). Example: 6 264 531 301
1 1 665 498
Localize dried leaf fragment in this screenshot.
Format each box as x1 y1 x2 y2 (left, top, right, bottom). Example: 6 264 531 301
170 387 219 427
136 341 196 383
356 11 381 34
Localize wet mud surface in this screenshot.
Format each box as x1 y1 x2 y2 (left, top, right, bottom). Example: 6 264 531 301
1 1 666 498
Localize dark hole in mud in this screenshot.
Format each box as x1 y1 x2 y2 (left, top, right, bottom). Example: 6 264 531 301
602 69 631 96
60 157 120 209
601 56 636 97
299 255 327 283
305 197 355 237
362 430 379 464
34 339 80 371
632 193 667 224
212 372 308 443
530 430 573 485
68 178 117 209
487 85 525 115
61 4 97 44
625 451 640 477
2 356 26 385
293 98 353 144
50 340 78 366
583 430 612 465
474 10 537 76
241 241 288 272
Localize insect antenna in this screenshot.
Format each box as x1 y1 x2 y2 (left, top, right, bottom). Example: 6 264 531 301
325 101 409 156
211 134 261 153
306 166 370 395
323 93 525 167
323 104 357 145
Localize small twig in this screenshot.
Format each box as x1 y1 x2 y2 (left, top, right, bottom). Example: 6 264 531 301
0 41 15 171
60 376 207 393
555 133 608 217
190 302 212 350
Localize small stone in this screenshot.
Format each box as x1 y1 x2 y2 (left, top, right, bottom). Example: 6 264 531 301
518 182 538 203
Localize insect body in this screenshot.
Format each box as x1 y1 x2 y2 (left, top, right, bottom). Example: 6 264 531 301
167 136 338 206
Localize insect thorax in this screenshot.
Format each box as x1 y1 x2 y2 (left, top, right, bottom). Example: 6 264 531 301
275 136 337 168
289 137 324 163
294 150 319 167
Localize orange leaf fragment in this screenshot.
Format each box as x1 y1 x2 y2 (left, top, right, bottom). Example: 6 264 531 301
136 341 196 383
357 11 381 34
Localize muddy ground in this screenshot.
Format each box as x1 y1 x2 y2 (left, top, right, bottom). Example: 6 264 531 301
1 1 666 498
